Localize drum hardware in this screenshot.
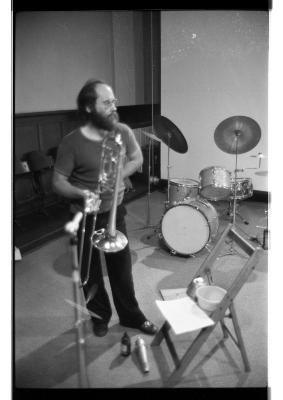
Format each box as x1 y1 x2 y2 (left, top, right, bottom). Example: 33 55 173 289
250 152 266 169
132 116 189 242
131 20 160 233
252 225 269 249
214 116 261 258
130 130 161 235
254 209 269 250
153 115 188 209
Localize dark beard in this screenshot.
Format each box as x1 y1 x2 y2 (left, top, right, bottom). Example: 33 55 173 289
88 109 119 131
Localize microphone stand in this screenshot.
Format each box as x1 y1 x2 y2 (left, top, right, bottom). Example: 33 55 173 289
66 214 90 388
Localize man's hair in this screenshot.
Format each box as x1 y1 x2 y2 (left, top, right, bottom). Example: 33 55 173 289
76 79 106 123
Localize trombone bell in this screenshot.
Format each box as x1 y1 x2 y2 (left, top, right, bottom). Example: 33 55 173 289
91 228 128 253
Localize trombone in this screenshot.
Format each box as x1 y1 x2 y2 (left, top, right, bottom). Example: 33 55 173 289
91 132 128 253
78 131 129 288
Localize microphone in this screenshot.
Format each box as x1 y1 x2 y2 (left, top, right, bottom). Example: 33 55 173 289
135 337 149 373
65 212 83 235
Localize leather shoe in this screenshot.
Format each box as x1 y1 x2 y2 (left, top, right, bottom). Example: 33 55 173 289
91 318 108 337
120 320 158 335
139 320 158 335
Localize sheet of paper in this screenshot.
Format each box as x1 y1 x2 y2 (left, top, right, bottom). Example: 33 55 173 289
156 297 215 335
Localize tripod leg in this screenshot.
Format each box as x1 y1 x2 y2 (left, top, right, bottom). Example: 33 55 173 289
235 205 249 225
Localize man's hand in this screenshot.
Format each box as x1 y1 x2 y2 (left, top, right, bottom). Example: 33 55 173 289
83 190 101 213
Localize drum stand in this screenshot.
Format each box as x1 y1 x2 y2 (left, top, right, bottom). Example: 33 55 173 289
218 132 249 259
133 132 173 243
227 190 250 225
131 133 159 237
145 133 172 240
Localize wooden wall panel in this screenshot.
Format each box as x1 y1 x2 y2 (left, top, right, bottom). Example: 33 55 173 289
15 111 79 161
38 121 62 152
14 105 160 217
61 119 79 137
14 174 37 217
15 124 39 160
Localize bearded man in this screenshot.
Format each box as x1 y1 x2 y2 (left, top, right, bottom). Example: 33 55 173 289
53 79 158 337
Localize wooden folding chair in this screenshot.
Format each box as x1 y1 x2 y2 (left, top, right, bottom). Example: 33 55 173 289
151 223 263 387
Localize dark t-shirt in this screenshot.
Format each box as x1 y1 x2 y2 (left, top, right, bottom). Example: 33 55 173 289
54 123 140 213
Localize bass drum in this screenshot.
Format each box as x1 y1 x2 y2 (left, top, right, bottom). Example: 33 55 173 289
160 199 219 256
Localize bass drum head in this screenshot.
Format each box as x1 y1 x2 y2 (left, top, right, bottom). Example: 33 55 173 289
160 203 210 255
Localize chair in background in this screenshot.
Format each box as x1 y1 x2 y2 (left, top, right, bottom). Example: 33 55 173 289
47 146 58 164
14 156 37 229
25 150 54 215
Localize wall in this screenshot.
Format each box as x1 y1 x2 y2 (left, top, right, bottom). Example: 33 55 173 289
161 10 268 192
15 11 146 113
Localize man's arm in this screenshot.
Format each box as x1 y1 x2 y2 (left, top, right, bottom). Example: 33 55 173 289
52 170 86 199
121 147 143 180
121 127 143 180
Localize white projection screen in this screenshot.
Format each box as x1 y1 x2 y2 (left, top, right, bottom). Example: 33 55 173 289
160 10 268 192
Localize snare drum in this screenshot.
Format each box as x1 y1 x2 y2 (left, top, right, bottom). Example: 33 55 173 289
160 198 219 256
199 166 231 201
230 177 253 200
169 178 199 206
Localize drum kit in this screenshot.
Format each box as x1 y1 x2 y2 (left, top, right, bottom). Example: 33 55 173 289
143 115 263 257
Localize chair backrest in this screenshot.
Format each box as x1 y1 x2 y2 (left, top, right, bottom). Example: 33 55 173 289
47 147 58 162
26 151 53 172
15 156 26 175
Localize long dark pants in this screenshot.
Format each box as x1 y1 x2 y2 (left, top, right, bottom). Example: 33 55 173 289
77 204 146 326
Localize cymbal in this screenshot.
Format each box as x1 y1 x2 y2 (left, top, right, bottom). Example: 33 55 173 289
255 171 268 177
214 116 261 154
153 115 188 154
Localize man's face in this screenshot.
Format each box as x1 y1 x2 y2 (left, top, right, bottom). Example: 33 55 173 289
87 84 119 131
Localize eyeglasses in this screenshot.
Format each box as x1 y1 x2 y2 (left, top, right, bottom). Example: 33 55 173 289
102 98 118 108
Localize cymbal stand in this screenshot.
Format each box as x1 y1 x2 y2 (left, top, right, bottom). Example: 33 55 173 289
145 136 156 227
131 134 159 236
165 132 172 210
143 131 172 240
218 131 248 259
226 169 250 225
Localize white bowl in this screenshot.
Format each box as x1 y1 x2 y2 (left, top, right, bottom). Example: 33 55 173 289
196 285 227 312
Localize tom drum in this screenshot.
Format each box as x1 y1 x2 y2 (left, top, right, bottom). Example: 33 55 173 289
230 177 253 200
199 166 231 201
169 178 199 206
